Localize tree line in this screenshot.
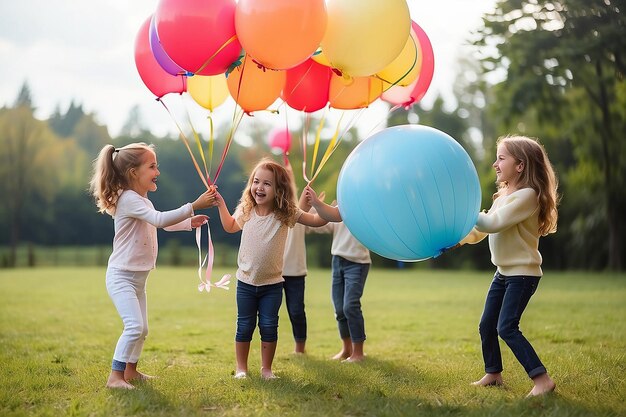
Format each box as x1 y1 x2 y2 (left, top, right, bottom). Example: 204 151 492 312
1 1 623 270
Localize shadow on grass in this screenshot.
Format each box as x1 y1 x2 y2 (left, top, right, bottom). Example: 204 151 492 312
106 381 174 416
230 354 622 417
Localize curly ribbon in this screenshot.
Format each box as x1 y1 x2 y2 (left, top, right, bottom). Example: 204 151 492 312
196 222 230 293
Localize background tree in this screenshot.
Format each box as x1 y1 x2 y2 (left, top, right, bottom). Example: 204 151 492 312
0 88 70 265
474 0 626 270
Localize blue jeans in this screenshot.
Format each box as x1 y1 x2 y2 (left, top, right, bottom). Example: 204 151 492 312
283 276 307 342
236 281 283 343
479 272 547 378
331 256 370 342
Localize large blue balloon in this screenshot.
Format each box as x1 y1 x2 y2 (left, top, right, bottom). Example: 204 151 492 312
337 124 480 261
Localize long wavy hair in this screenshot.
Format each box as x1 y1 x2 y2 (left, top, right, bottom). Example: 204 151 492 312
89 142 155 214
237 158 298 226
495 135 559 236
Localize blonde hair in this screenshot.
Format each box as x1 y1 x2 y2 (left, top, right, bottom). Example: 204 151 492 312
237 158 298 226
89 142 155 214
495 135 559 236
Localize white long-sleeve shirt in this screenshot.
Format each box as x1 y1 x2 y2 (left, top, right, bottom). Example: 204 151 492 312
461 188 542 276
107 190 193 271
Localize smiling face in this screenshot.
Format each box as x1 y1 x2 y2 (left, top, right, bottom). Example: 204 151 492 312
250 167 276 210
129 150 160 197
493 142 524 189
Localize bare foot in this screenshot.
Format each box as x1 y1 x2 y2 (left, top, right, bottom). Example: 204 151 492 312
124 371 155 381
106 377 135 390
294 341 306 354
527 374 556 397
261 368 279 380
471 373 503 387
342 354 366 363
331 350 351 361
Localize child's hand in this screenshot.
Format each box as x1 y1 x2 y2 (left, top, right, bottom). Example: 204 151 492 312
192 186 218 210
191 215 209 228
304 185 320 206
214 190 226 207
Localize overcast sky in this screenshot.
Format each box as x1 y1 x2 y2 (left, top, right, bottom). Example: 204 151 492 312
0 0 496 139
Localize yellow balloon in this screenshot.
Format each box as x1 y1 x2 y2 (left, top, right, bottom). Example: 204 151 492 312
376 25 422 87
188 74 229 111
321 0 410 77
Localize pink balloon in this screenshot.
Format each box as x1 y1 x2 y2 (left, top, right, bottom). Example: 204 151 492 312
134 15 186 98
268 127 292 153
281 58 331 112
381 21 434 108
149 15 185 76
155 0 242 76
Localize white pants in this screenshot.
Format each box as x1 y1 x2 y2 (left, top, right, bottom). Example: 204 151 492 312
106 267 150 366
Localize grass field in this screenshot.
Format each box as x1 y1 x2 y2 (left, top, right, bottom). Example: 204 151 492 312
0 267 625 417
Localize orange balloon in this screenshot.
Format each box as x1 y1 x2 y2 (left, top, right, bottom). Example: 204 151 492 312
227 54 286 113
235 0 327 70
329 74 383 110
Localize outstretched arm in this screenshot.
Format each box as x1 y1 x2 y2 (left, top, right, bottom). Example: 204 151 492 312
215 191 241 233
304 185 342 222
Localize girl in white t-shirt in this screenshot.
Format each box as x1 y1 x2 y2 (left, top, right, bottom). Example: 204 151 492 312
214 158 328 380
89 143 216 389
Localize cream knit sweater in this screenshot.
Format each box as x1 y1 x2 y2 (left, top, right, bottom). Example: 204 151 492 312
461 188 542 277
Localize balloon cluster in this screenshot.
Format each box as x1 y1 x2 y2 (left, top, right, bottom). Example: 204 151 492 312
134 0 435 113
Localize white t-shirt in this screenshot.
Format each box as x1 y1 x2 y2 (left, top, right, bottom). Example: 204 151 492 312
107 190 193 271
311 221 371 265
282 223 307 277
235 206 302 286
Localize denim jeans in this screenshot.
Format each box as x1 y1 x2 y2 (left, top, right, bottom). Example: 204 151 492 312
479 272 547 378
106 267 150 371
236 280 283 343
331 255 370 342
283 276 307 342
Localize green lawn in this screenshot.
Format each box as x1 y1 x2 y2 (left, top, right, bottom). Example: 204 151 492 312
0 267 624 417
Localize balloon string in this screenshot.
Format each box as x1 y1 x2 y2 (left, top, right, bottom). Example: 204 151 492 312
283 107 290 165
301 107 326 182
158 98 210 189
300 112 311 181
192 35 239 75
183 99 210 183
196 222 230 293
213 108 244 183
305 110 349 185
207 114 214 178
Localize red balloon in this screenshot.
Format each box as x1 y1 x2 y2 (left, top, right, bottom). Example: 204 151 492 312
281 59 331 112
134 15 186 98
268 127 292 153
155 0 242 76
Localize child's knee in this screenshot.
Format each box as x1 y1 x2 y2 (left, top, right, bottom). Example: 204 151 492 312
124 322 146 341
259 325 278 342
236 324 255 342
